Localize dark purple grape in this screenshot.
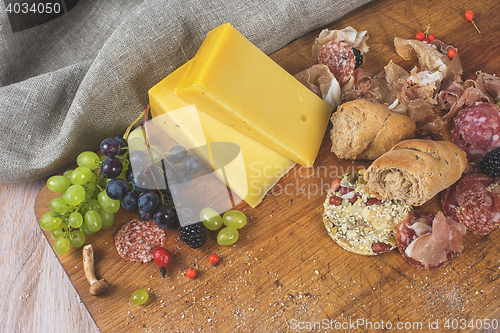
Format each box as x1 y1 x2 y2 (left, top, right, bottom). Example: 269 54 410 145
129 150 150 174
121 191 138 210
138 191 159 212
168 145 187 164
100 138 121 157
138 208 153 221
106 178 128 200
132 172 151 192
115 137 128 155
153 204 178 229
182 155 203 174
162 162 177 185
100 157 123 179
150 165 167 190
176 169 191 188
125 168 134 182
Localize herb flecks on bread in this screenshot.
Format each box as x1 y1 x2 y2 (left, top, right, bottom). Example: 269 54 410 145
364 139 468 206
330 100 416 160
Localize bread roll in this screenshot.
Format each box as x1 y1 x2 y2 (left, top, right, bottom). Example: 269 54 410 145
365 139 468 206
330 99 416 160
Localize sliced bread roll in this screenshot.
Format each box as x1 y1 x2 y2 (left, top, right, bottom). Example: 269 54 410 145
330 99 416 160
364 139 468 206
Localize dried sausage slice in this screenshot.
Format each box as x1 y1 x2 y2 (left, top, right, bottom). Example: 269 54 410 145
318 41 355 85
451 103 500 161
115 219 166 263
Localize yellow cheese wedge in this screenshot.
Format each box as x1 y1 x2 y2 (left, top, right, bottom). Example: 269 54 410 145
174 23 332 167
149 63 296 208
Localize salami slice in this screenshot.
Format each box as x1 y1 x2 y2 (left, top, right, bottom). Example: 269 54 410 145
451 103 500 161
115 219 166 263
318 41 355 85
442 174 500 235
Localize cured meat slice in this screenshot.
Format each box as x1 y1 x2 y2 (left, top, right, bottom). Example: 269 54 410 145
442 174 500 235
477 72 500 100
294 64 341 108
318 41 355 85
396 211 465 269
451 103 500 161
115 219 167 263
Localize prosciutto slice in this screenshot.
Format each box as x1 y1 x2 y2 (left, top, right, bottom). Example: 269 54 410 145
477 72 500 100
294 64 342 108
394 37 447 73
403 212 466 269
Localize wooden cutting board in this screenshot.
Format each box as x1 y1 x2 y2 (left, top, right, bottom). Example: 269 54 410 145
35 0 500 332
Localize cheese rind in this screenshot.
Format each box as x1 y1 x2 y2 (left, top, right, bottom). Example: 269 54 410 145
149 63 296 208
174 23 332 167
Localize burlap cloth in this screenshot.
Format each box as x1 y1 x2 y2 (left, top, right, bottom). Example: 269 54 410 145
0 0 372 182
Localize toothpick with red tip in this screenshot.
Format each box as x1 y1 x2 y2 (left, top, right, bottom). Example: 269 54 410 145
465 10 481 34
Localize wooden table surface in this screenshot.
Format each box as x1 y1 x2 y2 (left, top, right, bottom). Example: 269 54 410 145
3 0 500 332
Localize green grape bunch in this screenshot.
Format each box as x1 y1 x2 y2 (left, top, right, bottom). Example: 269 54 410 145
42 148 123 255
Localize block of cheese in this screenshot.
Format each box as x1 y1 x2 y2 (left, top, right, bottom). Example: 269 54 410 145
174 23 332 167
149 62 296 208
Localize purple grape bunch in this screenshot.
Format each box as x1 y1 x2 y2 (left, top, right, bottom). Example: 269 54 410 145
99 136 204 231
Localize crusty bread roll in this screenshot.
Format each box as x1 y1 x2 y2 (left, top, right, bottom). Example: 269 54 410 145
330 99 416 160
364 139 468 206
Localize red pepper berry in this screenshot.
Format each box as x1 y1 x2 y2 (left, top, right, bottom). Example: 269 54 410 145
209 254 219 265
422 38 431 44
153 247 172 278
428 34 436 41
415 31 425 40
447 48 457 59
186 267 197 279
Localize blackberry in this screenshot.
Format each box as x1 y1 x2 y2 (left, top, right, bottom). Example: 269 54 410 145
481 147 500 178
179 222 207 249
352 47 363 69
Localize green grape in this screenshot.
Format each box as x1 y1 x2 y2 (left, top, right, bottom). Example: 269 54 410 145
88 198 101 211
200 207 223 230
84 210 102 232
49 197 68 214
47 175 71 193
77 151 100 170
50 224 66 240
54 236 70 254
39 212 63 231
69 230 85 248
62 185 86 206
70 166 93 185
217 226 239 246
222 210 247 229
128 137 147 151
100 210 114 229
131 289 149 305
80 222 96 236
98 190 120 213
63 170 73 178
69 212 83 228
